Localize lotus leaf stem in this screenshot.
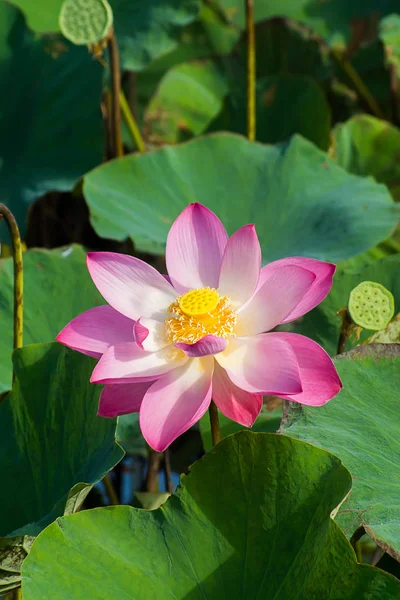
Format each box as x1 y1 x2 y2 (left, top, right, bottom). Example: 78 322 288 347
0 204 23 359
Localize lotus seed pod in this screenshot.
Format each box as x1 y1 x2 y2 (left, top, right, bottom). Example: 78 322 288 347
348 281 394 331
59 0 113 45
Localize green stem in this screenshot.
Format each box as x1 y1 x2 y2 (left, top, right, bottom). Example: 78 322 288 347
107 28 123 158
13 587 22 599
208 401 221 447
163 448 174 494
337 307 352 355
0 205 23 359
331 49 384 119
119 90 146 153
354 540 363 563
145 448 162 492
245 0 256 141
103 473 119 505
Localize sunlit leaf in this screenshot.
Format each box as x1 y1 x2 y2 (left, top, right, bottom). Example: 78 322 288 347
83 133 400 260
22 432 400 599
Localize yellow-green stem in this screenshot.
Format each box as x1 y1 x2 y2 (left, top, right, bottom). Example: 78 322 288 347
13 587 22 599
103 473 119 505
337 307 352 355
332 49 384 119
245 0 256 141
145 448 162 492
208 401 221 447
107 28 123 158
0 205 23 360
163 448 174 494
355 540 363 562
119 90 146 153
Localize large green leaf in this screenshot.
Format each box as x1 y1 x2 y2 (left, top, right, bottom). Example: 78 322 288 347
255 75 331 149
0 245 103 393
144 60 228 145
22 432 400 599
333 115 400 200
283 344 400 561
112 0 201 71
0 342 124 591
295 254 400 355
1 342 123 538
0 2 103 240
253 18 327 79
216 0 399 45
128 10 235 133
83 133 400 259
134 2 239 108
217 75 331 148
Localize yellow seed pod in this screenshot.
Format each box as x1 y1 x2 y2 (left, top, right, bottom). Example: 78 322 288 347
348 281 394 331
179 288 220 317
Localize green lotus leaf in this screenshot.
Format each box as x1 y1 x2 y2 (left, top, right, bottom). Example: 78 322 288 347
83 133 400 261
283 344 400 560
22 432 400 599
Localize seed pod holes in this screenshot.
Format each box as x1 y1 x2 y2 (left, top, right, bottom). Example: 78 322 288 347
348 281 394 331
59 0 113 45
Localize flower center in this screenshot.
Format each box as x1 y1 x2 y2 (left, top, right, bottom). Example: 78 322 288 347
165 287 237 345
179 287 220 316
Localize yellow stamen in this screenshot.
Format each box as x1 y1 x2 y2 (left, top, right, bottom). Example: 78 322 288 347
165 287 237 345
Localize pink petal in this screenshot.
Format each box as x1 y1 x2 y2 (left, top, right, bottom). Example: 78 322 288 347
236 265 316 336
166 203 228 293
140 357 214 451
272 333 342 406
133 319 149 349
87 252 176 321
212 362 262 427
259 257 336 322
215 334 302 395
98 381 153 417
175 335 227 357
90 343 187 384
56 305 134 358
218 224 261 308
137 318 169 352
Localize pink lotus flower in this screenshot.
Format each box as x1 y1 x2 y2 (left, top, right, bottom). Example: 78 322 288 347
57 203 341 451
